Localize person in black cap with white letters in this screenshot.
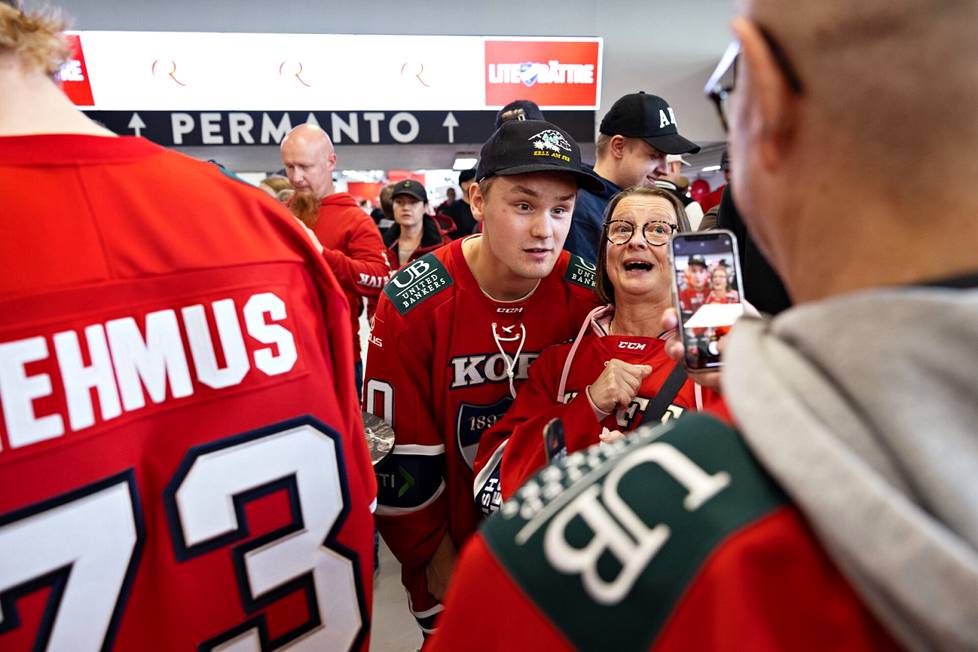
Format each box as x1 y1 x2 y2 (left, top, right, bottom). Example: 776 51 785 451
565 92 701 264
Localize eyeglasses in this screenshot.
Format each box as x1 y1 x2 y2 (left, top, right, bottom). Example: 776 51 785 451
704 26 804 134
605 220 677 247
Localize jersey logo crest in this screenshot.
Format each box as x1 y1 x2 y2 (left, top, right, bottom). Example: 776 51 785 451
481 414 786 651
383 253 454 316
565 254 596 289
455 396 512 470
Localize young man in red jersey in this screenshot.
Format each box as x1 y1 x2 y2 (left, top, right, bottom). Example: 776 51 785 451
430 0 978 650
363 119 602 636
0 4 375 649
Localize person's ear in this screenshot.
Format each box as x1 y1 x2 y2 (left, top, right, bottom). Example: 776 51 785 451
609 135 627 161
470 182 486 223
731 18 800 171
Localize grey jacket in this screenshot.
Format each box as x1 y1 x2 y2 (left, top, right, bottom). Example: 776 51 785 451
724 286 978 651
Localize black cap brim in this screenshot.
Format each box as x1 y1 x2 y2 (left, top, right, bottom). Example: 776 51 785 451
490 164 604 194
393 189 427 203
642 133 701 155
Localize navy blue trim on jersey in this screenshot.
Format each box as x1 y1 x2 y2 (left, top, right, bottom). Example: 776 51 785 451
162 415 368 652
0 470 145 652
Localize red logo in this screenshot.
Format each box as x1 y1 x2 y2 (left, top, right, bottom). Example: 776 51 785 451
485 40 600 108
57 34 94 106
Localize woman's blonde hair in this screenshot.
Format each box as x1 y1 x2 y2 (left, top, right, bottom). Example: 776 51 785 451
1 2 71 76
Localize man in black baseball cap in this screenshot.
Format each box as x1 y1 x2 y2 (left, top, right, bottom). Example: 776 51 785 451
364 118 602 636
565 91 701 264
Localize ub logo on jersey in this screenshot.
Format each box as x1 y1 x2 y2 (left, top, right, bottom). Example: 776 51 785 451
565 255 596 289
456 396 512 469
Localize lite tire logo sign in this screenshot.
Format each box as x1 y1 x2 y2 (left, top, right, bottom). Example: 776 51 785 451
485 40 601 108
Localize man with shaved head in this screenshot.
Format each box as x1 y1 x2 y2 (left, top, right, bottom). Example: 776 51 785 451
431 1 978 650
281 124 388 393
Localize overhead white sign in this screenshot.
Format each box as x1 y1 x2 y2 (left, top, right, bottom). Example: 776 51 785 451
59 32 603 111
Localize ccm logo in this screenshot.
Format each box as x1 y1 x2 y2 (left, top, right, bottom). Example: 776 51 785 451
618 341 647 351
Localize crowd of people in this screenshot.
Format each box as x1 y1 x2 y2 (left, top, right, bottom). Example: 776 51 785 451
2 0 976 651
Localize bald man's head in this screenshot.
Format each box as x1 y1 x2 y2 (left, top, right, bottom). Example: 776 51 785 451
728 0 978 302
280 124 337 200
739 0 978 184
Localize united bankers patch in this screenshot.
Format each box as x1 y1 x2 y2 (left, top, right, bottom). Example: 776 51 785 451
383 254 454 316
565 254 596 289
455 396 513 470
482 414 786 651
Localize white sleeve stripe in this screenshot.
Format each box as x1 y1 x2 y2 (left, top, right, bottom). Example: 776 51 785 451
409 602 444 619
392 443 446 456
473 439 507 498
369 497 378 514
375 481 446 515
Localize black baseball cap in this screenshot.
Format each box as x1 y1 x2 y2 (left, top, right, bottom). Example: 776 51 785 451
458 169 477 183
476 119 603 193
688 255 708 268
494 99 545 129
600 92 701 155
391 179 427 204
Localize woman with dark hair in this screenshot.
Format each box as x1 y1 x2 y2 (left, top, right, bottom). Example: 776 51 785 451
383 179 450 270
474 186 717 509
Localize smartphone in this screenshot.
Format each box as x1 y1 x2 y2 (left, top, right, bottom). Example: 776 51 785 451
669 230 745 370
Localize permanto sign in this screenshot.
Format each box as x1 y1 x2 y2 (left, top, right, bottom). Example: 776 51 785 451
84 110 596 147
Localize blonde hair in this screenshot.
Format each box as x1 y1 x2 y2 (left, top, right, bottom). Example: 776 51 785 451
0 3 71 76
260 175 292 194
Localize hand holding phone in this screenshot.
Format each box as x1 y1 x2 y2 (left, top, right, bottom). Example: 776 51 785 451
668 230 745 371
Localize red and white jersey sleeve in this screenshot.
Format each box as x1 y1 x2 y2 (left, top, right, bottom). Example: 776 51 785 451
433 415 901 652
0 135 376 652
362 295 449 632
362 239 599 633
315 194 390 299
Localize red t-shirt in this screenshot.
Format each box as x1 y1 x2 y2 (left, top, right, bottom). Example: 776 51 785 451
0 135 376 651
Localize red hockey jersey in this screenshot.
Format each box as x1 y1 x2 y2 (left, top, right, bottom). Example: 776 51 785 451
474 319 717 515
431 414 901 652
363 237 598 631
0 135 376 651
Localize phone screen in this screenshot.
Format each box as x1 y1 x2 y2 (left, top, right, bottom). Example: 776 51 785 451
670 230 744 370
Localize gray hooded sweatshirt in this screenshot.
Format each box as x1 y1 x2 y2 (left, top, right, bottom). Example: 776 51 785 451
724 286 978 652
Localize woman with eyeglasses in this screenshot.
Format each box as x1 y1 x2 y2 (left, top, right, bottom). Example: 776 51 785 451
474 186 719 510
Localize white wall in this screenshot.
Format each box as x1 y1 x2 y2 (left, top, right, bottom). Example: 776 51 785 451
53 0 735 173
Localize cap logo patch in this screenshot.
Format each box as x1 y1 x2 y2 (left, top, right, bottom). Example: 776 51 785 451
529 129 572 154
659 107 677 129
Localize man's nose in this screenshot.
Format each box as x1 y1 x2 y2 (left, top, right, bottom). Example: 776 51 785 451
529 212 554 239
